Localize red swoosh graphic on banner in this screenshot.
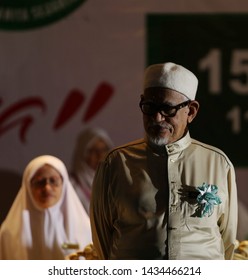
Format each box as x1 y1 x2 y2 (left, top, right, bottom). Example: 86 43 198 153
53 89 85 129
83 82 114 122
0 97 46 143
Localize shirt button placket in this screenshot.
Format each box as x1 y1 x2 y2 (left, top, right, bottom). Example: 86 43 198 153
167 146 181 259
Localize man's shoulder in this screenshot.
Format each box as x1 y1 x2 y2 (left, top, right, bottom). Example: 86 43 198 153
106 138 146 158
191 138 225 153
191 138 233 165
112 138 146 152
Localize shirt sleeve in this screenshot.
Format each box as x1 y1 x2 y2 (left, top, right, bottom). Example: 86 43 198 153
220 163 238 260
90 158 113 260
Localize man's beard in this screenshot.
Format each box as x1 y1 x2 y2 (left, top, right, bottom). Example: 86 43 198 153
145 121 171 146
146 133 169 146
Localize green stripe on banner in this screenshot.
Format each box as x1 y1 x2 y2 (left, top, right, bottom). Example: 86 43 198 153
0 0 87 30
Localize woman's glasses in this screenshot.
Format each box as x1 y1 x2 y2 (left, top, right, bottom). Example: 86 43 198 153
31 177 62 188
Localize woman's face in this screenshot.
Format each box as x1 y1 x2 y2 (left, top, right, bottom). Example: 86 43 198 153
85 138 110 170
30 164 63 209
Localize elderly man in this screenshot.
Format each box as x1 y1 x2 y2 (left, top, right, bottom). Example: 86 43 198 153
90 62 238 260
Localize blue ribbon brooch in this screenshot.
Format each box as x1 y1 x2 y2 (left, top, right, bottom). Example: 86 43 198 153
196 183 222 217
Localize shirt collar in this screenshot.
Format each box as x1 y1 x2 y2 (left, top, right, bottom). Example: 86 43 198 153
147 132 192 156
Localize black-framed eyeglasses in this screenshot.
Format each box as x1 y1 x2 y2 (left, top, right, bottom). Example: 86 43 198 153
139 99 191 118
31 177 62 188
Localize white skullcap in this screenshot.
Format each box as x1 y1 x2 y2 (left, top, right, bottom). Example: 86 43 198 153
144 62 198 100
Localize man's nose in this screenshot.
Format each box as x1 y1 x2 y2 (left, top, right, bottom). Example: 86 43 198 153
153 111 165 122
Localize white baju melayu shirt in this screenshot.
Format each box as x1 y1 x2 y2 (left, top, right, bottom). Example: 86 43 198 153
90 132 238 260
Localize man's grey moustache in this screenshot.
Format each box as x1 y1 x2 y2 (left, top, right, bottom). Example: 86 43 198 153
148 122 170 129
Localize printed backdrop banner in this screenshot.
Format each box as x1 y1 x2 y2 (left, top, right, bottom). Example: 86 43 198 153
1 0 248 223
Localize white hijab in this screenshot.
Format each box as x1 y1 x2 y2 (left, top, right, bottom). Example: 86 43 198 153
0 155 92 260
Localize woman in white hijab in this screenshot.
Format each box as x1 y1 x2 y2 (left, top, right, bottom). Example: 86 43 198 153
0 155 92 260
70 127 113 215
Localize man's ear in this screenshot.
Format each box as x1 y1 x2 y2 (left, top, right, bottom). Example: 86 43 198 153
187 100 200 124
